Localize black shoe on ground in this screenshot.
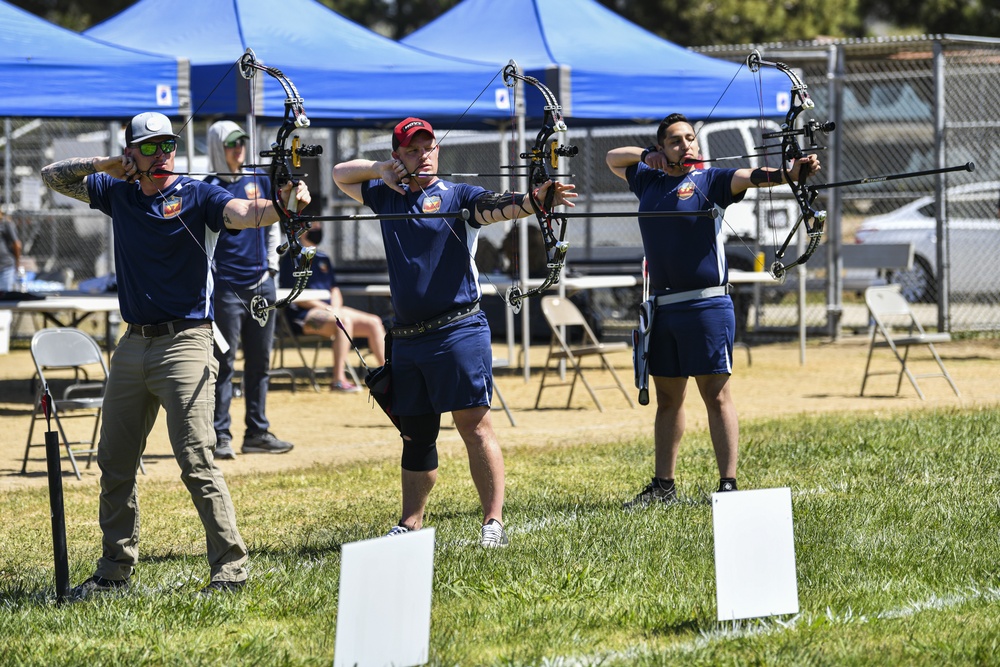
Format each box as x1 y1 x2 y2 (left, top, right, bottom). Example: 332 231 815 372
70 575 129 600
622 478 677 510
241 431 293 454
718 478 738 492
214 436 236 460
198 579 246 596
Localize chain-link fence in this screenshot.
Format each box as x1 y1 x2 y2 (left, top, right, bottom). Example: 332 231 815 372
4 35 999 341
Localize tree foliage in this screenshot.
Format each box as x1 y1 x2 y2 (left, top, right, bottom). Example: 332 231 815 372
7 0 1000 42
860 0 1000 37
7 0 134 31
597 0 865 46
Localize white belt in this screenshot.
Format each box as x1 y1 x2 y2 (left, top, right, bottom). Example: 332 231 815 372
653 285 729 307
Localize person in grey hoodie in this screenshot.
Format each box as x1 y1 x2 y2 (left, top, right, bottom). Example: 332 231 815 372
206 120 293 459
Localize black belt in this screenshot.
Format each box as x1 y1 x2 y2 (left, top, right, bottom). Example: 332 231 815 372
127 319 212 339
391 302 480 338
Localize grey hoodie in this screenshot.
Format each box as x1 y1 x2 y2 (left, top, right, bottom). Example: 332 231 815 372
206 120 246 184
205 120 279 271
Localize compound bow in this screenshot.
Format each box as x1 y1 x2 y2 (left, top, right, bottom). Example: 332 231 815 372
237 49 321 326
746 50 836 279
500 60 578 314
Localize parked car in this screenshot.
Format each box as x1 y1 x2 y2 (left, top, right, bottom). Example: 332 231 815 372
853 180 999 302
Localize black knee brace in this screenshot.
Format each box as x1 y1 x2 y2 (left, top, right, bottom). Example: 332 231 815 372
399 413 441 472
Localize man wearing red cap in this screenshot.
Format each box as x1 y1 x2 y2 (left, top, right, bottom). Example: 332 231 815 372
334 116 576 548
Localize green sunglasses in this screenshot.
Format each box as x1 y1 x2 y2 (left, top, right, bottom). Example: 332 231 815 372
137 139 177 157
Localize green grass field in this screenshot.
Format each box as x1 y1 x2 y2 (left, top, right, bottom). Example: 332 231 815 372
1 408 999 666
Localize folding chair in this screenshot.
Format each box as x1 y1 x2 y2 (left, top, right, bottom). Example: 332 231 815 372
535 296 635 412
269 313 325 393
22 328 145 480
860 284 960 400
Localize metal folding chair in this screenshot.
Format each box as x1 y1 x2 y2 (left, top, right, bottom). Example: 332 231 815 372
535 296 635 412
22 328 145 479
860 284 960 400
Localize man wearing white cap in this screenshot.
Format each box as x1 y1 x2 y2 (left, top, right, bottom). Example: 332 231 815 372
41 111 310 598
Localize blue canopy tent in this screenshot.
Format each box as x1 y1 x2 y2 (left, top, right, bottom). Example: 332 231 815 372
402 0 790 122
403 0 795 377
0 1 187 118
85 0 511 126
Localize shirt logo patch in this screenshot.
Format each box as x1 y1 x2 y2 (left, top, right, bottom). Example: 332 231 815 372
243 182 260 199
676 181 695 201
422 195 442 214
162 196 182 218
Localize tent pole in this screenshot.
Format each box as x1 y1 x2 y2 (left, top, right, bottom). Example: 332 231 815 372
499 122 516 368
515 85 530 382
185 114 195 177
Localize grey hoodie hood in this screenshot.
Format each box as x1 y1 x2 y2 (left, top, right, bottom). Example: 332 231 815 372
206 120 247 184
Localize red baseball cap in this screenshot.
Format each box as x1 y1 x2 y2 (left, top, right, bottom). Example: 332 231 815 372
392 117 435 151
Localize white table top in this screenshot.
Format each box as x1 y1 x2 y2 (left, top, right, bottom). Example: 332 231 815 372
0 288 329 312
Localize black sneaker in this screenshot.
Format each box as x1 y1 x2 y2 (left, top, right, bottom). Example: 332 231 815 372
198 579 246 596
70 575 129 600
622 478 677 510
214 436 236 460
241 431 293 454
718 478 738 492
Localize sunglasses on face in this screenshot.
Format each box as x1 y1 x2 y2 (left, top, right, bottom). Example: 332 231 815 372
224 138 247 149
137 140 177 157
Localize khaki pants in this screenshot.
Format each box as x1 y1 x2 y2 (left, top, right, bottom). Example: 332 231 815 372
94 326 248 583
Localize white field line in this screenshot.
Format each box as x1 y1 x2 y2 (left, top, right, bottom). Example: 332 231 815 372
536 585 1000 666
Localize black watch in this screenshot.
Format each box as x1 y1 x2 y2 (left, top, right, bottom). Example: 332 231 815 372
640 144 658 164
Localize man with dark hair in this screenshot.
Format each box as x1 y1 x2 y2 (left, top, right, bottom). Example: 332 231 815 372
607 113 819 506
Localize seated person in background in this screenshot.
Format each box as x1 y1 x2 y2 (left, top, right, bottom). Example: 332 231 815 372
501 223 547 278
279 222 386 392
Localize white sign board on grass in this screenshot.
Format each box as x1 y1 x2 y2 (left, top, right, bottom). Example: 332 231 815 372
334 528 435 667
712 487 799 621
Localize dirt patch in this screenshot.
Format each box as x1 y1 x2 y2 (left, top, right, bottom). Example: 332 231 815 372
2 336 997 491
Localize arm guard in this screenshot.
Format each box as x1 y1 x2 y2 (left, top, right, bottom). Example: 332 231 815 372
750 168 785 187
474 191 527 225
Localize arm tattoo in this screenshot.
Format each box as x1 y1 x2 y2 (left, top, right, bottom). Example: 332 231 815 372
40 158 97 204
749 168 784 187
474 191 527 225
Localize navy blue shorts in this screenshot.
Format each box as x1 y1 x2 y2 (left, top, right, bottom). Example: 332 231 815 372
390 313 493 416
648 296 735 378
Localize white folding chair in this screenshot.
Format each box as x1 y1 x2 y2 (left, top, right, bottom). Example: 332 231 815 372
22 328 145 479
860 284 960 400
535 296 635 412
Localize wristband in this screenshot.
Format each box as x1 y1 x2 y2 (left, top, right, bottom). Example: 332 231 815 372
640 145 658 164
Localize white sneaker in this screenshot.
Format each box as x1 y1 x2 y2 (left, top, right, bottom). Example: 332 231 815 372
480 519 509 548
386 525 410 537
